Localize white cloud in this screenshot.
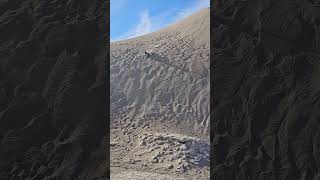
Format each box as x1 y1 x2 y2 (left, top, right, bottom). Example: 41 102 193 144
112 9 152 41
131 10 152 37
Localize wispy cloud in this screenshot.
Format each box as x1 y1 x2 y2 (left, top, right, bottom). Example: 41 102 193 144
112 0 209 42
112 9 152 41
131 10 152 38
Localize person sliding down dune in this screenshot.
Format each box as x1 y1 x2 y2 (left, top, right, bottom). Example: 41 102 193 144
145 49 155 57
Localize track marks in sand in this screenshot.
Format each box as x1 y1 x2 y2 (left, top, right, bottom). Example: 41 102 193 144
110 8 210 179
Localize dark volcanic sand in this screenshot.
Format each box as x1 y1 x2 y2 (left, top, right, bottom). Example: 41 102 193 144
0 0 108 179
211 0 320 179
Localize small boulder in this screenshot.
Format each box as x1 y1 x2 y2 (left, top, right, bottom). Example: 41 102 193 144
152 157 158 163
167 164 174 170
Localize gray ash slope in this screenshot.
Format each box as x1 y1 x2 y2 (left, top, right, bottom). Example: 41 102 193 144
0 0 108 179
212 0 320 180
110 8 210 179
111 8 210 137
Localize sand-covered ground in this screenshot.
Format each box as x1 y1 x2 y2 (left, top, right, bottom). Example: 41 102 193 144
110 8 210 179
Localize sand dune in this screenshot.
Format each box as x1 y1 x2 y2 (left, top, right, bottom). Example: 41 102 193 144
110 8 210 179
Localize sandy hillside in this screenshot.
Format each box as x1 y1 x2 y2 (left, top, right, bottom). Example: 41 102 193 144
110 8 210 179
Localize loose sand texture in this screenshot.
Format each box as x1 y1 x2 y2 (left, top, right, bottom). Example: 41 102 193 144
110 8 210 179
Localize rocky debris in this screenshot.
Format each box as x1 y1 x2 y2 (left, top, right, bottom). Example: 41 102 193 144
135 133 209 172
152 157 159 163
167 164 174 169
110 141 117 148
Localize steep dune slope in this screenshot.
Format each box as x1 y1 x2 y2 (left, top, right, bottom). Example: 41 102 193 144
110 8 210 179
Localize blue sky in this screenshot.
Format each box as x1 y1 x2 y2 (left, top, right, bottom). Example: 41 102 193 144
111 0 209 41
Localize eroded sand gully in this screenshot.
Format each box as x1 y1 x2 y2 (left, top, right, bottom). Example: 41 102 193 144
110 8 210 179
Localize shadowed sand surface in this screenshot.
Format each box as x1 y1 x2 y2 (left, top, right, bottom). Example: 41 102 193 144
0 0 107 179
211 0 320 179
110 8 210 179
